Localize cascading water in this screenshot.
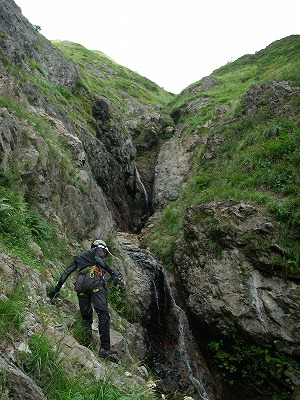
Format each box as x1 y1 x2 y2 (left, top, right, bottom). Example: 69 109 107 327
149 271 221 400
164 276 211 400
249 270 266 324
152 281 163 331
135 165 149 222
119 234 222 400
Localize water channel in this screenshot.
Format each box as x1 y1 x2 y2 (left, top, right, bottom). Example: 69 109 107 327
119 234 221 400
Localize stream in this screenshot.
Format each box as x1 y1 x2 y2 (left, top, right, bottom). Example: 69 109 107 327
118 233 222 400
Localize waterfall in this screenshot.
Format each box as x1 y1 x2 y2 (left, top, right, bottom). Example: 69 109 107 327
118 233 221 400
152 281 163 330
249 270 266 324
165 276 212 400
147 269 220 399
135 165 149 218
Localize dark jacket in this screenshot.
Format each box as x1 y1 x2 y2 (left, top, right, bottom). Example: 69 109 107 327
56 247 117 290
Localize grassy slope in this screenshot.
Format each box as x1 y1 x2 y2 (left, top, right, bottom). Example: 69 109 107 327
53 40 173 111
144 35 300 271
0 39 173 399
1 32 299 398
0 38 174 263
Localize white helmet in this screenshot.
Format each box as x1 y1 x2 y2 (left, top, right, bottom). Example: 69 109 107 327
91 239 113 255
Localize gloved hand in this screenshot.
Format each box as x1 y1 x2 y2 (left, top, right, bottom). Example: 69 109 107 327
116 274 125 292
111 273 119 286
47 285 60 300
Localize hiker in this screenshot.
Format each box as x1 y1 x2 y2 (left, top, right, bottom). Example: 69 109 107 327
48 239 119 362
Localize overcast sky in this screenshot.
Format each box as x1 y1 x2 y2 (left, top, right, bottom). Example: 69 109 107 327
15 0 299 94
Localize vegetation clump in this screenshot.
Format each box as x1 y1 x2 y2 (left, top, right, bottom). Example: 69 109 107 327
144 36 300 275
0 12 299 397
208 321 300 400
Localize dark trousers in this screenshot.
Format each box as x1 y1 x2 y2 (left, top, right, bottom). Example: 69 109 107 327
77 285 110 350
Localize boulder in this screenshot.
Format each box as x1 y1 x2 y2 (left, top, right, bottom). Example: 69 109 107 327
0 353 46 400
174 200 300 396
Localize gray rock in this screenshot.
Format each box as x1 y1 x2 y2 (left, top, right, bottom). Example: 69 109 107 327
292 388 300 400
153 127 204 208
241 81 300 117
0 353 46 400
174 200 300 394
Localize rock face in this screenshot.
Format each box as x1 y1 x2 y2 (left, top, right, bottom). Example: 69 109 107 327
153 124 205 209
174 200 300 397
0 0 117 238
0 1 79 91
241 81 300 117
118 232 162 322
126 112 167 217
0 0 170 234
153 77 218 210
0 354 46 400
118 233 222 400
0 106 115 242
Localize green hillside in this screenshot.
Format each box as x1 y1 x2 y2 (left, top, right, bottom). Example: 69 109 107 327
145 35 300 273
0 35 173 264
54 40 173 113
1 12 299 396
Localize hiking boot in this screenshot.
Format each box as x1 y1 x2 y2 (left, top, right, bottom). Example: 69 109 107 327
99 348 119 363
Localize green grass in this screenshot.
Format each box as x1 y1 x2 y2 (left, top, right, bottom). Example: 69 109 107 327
0 291 26 340
53 40 174 110
143 201 185 269
107 283 142 323
0 142 74 270
169 36 300 125
208 321 300 399
144 35 300 274
19 333 158 400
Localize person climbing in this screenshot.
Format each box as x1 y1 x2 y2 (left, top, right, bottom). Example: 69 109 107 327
47 239 120 362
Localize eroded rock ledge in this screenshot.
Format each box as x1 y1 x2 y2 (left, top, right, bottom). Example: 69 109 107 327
174 200 300 396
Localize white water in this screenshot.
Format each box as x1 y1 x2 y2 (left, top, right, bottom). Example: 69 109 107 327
152 281 162 329
119 233 216 399
153 281 160 311
249 270 266 323
165 278 211 400
135 165 149 210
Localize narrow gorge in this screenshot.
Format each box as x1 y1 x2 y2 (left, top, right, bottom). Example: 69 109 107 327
0 1 300 399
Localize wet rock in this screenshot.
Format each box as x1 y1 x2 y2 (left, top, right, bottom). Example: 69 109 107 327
119 234 222 400
174 200 300 397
